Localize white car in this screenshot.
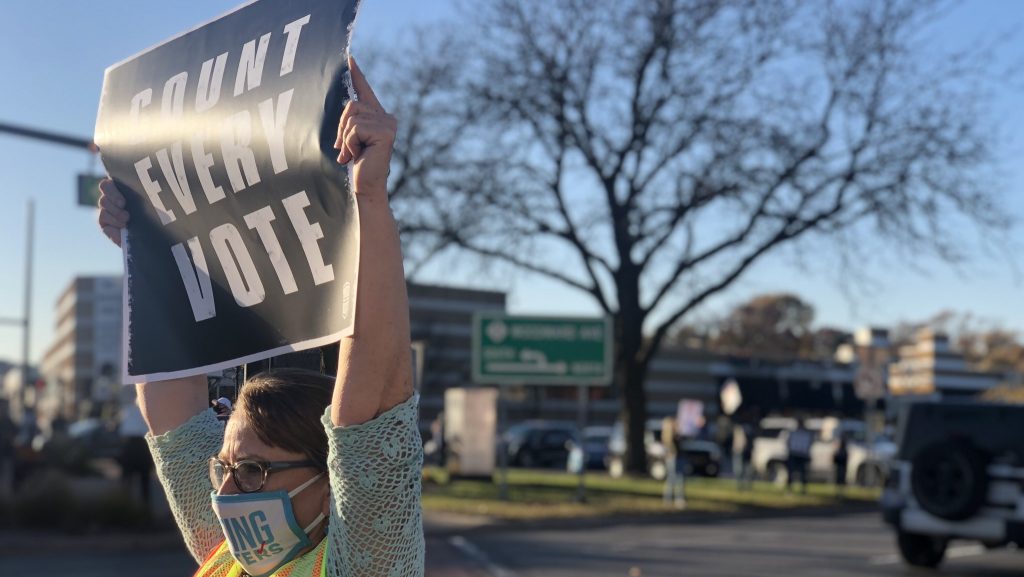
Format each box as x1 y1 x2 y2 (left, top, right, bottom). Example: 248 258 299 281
751 417 889 486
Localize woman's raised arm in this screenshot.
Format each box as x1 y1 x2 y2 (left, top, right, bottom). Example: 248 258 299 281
329 56 413 427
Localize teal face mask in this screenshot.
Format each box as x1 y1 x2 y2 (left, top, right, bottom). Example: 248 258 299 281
211 473 326 577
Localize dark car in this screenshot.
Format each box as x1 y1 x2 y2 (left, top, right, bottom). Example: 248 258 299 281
503 420 578 469
607 419 721 480
66 418 123 460
567 425 613 473
679 440 722 477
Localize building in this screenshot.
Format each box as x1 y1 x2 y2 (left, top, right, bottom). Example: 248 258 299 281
408 282 506 426
888 328 1004 398
39 276 123 422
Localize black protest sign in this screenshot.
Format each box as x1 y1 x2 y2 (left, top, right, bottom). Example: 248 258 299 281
94 0 361 383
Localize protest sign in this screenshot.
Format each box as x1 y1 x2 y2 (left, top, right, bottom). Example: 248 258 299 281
676 399 705 437
94 0 361 383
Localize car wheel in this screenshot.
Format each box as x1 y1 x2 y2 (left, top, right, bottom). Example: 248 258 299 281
609 457 624 479
705 462 720 478
897 531 947 568
911 439 988 521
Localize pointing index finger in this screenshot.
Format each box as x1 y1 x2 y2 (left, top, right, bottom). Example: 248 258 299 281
348 55 383 112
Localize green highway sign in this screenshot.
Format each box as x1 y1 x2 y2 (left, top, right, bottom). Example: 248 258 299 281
472 313 613 386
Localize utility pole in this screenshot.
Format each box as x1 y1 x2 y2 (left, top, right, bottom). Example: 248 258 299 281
0 203 35 420
0 119 91 420
21 201 34 413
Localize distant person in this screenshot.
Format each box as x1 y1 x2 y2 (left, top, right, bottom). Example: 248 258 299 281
211 397 233 422
786 420 813 494
119 398 153 510
12 408 39 489
0 410 15 496
430 411 445 467
662 416 686 509
833 436 849 497
732 422 754 491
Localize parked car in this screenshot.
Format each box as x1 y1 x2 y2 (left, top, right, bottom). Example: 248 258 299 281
503 420 578 469
882 400 1024 568
66 418 123 460
567 425 612 473
751 416 884 485
606 419 721 480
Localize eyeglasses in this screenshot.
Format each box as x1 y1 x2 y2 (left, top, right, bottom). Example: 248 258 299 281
209 457 319 494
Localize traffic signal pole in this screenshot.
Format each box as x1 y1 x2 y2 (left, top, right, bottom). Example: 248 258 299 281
0 121 95 151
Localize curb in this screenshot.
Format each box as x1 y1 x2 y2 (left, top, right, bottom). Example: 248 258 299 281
423 501 879 537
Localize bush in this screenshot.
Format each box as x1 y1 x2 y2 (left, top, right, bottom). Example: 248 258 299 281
10 469 154 532
13 470 79 531
80 491 152 531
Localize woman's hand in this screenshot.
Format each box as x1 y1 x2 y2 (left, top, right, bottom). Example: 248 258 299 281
335 56 397 201
97 178 129 247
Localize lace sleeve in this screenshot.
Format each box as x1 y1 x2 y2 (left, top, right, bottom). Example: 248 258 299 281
321 395 425 577
146 408 225 564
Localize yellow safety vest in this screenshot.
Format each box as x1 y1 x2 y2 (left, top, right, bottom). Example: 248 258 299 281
193 538 328 577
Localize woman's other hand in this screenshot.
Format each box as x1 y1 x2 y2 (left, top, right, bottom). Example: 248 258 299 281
97 178 129 247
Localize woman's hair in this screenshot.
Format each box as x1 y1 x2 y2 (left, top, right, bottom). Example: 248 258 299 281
233 368 334 470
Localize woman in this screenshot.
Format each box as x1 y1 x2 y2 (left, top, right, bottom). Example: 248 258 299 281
96 56 424 577
661 416 685 509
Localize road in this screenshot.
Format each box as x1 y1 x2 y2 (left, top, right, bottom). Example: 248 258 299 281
2 513 1021 576
451 513 1024 577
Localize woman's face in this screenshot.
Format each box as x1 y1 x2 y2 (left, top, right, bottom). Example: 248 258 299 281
217 414 329 545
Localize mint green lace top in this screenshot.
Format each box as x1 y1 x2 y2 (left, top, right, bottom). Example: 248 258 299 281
146 395 424 577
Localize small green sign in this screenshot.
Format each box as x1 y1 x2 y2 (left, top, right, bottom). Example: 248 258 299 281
77 174 104 207
472 313 612 386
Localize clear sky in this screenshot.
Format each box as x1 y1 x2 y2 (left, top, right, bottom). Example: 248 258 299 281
0 0 1021 366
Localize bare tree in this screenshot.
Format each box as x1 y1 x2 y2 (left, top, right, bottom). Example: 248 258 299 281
367 31 490 275
388 0 1014 473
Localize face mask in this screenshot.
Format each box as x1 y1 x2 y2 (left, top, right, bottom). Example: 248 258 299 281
211 472 326 577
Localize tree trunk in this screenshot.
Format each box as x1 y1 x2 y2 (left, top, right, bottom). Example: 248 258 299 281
615 289 649 475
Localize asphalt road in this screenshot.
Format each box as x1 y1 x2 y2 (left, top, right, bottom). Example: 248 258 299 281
3 513 1022 577
0 549 198 577
452 513 1024 577
0 534 488 577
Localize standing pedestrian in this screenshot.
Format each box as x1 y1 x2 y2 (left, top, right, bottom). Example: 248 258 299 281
0 408 15 497
119 394 154 511
732 421 755 491
786 419 813 494
833 435 849 498
662 416 686 509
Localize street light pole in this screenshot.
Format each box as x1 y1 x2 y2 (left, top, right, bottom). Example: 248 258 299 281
21 200 34 412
